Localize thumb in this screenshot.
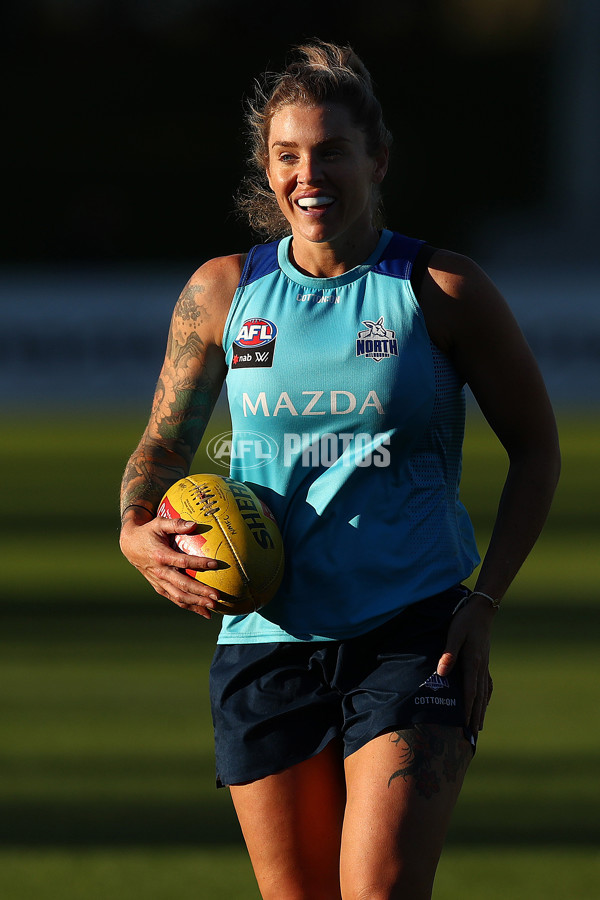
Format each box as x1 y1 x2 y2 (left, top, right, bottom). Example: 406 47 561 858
437 646 459 677
437 613 466 677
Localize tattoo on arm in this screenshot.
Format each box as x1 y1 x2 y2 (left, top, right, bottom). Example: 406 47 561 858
120 280 225 517
387 725 471 799
177 281 210 322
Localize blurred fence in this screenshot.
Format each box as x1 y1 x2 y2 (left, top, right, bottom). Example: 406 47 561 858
0 264 184 413
1 259 598 414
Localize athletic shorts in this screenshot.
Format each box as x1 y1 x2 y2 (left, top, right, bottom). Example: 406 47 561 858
209 584 475 787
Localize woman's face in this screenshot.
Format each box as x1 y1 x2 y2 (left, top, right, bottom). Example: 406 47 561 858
266 103 388 254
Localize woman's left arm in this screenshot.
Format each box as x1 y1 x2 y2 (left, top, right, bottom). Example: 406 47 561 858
420 250 561 734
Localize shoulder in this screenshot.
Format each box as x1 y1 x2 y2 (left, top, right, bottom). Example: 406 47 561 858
179 253 247 307
419 251 557 462
416 248 519 358
173 253 247 346
421 249 493 304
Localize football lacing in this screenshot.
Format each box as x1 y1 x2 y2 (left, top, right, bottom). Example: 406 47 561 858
192 484 221 515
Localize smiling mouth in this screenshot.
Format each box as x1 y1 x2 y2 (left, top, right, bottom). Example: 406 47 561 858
296 196 335 209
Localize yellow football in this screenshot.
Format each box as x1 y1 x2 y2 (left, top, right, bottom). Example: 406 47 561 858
158 474 284 615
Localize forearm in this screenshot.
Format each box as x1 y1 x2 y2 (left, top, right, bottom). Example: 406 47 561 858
120 362 223 522
118 434 222 619
472 448 560 602
119 432 194 521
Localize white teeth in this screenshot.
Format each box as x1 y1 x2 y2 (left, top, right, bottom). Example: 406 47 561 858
297 196 334 208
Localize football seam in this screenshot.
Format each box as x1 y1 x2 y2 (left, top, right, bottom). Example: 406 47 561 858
214 513 284 611
213 514 252 585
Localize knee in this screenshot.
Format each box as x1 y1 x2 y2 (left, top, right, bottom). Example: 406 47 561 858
344 886 431 900
257 867 342 900
260 883 340 900
341 869 433 900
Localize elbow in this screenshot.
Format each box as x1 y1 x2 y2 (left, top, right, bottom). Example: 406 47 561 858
553 439 562 488
547 447 563 496
544 428 562 491
509 427 561 493
547 422 562 490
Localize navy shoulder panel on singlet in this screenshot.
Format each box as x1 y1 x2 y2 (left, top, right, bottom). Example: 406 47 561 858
239 240 280 288
372 232 424 280
240 232 425 289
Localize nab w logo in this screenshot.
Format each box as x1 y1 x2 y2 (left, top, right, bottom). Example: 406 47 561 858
356 317 399 362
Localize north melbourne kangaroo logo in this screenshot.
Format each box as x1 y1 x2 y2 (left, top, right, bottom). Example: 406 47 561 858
421 673 450 692
356 317 399 361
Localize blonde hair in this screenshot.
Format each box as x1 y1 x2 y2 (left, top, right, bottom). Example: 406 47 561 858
237 40 393 239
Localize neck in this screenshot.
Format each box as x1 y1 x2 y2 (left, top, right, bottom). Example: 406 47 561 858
290 227 381 278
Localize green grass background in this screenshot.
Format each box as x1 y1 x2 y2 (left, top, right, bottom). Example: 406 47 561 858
2 410 599 899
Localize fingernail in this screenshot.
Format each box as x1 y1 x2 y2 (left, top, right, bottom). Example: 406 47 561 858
206 559 219 569
208 593 219 603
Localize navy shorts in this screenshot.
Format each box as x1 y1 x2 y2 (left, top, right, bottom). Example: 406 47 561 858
209 585 475 787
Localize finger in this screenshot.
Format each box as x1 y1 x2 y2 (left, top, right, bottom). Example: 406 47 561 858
470 685 484 735
174 582 220 607
148 567 221 606
470 669 491 734
167 594 213 619
155 517 199 534
463 674 477 730
155 544 221 572
146 518 220 572
173 598 214 620
478 673 494 732
460 653 486 730
164 586 217 619
179 554 222 572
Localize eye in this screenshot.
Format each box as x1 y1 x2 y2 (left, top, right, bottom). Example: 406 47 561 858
278 152 297 163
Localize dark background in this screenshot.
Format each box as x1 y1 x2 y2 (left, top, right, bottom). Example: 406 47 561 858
2 0 559 264
2 6 599 897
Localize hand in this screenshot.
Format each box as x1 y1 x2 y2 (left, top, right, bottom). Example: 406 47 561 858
120 515 221 619
436 596 496 734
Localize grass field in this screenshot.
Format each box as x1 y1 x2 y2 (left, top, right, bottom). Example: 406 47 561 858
2 410 599 899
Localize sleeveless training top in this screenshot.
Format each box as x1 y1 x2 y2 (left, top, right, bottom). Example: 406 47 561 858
217 229 479 643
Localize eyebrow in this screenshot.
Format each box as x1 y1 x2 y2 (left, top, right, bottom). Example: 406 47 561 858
270 137 352 148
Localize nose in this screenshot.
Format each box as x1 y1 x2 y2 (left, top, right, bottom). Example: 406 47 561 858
297 152 323 184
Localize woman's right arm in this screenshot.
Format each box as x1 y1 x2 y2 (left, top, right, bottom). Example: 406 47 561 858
119 254 243 618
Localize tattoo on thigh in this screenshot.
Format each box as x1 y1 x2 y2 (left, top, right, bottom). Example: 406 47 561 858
387 725 470 799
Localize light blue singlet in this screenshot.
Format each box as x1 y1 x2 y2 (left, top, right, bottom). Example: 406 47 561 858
217 229 479 643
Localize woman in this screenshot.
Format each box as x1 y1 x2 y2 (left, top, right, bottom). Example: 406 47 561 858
120 41 560 900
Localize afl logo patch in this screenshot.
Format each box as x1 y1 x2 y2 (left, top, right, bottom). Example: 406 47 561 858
232 318 277 369
236 318 277 347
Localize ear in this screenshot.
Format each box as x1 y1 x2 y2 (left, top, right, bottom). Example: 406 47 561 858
372 144 389 185
266 167 274 192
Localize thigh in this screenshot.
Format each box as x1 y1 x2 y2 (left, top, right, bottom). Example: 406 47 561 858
210 642 341 787
340 725 472 900
230 740 346 900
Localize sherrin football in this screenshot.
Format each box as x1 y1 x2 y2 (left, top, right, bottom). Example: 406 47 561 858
158 474 284 615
